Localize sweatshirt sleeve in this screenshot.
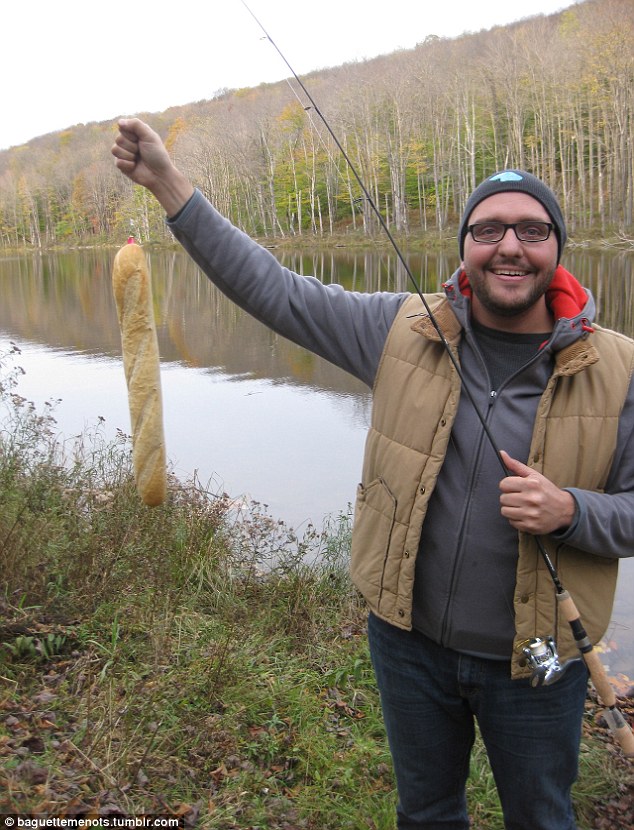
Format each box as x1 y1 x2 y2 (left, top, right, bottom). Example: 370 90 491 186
554 374 634 560
166 189 408 388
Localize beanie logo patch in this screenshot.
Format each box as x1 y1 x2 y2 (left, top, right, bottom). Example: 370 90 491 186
490 171 524 182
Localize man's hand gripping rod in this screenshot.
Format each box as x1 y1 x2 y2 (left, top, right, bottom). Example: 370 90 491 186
240 0 634 757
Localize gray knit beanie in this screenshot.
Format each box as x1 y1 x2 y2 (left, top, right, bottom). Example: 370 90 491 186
458 170 567 262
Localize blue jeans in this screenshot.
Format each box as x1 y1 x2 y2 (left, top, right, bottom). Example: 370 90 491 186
367 613 588 830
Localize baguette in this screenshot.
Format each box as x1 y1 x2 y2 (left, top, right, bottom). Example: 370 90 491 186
112 240 167 506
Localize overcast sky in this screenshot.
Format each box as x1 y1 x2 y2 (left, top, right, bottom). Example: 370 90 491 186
2 0 578 152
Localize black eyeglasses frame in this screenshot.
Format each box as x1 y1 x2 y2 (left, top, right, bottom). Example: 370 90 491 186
467 221 554 244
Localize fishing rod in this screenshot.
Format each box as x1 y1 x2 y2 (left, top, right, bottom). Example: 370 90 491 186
239 1 634 757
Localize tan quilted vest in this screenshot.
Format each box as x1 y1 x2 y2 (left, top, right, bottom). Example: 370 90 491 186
350 293 634 677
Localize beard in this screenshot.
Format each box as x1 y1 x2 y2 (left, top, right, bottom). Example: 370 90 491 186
463 262 557 319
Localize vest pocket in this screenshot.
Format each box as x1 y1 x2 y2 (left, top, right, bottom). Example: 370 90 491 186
350 477 398 599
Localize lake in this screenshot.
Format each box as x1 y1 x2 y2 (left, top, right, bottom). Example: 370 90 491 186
0 244 632 677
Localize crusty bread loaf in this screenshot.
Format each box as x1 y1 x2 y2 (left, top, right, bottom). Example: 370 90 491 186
112 241 167 506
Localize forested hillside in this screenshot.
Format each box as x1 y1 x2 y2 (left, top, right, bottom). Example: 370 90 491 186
0 0 631 249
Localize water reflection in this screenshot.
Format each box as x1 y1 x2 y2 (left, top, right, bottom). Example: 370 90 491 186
0 245 633 675
3 246 633 362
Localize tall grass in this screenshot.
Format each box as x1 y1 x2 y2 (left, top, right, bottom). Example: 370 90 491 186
0 346 629 828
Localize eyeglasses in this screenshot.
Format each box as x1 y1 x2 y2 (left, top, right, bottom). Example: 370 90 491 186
468 221 554 244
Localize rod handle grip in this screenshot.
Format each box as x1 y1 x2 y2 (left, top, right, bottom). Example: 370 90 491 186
557 591 634 756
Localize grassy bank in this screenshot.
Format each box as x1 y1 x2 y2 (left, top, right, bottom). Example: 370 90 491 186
0 346 632 828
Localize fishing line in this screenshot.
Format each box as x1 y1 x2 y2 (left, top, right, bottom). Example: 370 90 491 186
281 76 343 172
239 0 634 756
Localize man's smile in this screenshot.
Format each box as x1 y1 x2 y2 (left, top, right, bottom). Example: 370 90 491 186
487 267 535 284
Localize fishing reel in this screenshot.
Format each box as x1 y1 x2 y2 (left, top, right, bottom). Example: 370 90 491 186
523 636 568 687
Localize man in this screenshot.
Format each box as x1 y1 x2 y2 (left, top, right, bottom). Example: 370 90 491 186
112 119 634 830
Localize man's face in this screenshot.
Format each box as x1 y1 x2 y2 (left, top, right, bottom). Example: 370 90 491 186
462 192 559 332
